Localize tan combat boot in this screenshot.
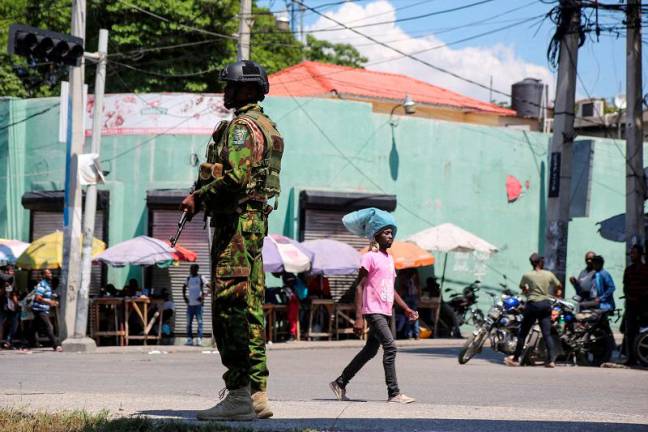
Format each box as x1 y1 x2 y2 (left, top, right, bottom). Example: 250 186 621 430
251 390 273 419
196 385 256 421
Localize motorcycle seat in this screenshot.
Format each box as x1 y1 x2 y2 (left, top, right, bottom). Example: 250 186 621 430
575 311 602 322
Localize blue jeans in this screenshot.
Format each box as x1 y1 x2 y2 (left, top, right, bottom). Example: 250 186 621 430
187 305 203 339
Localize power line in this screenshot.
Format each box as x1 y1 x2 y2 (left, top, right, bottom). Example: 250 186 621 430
349 1 542 48
291 0 539 103
0 104 58 132
340 0 438 26
111 60 221 78
107 2 539 64
115 0 237 41
248 0 501 35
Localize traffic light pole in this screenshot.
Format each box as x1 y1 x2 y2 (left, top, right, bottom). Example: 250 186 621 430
60 0 86 347
71 29 109 348
625 0 645 259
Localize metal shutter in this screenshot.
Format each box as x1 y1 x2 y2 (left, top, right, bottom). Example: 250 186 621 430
302 209 366 302
150 210 212 337
31 210 105 296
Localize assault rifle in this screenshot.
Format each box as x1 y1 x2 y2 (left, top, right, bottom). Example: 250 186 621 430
169 210 191 247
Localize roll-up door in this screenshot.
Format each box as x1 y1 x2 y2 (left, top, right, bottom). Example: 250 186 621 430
149 210 212 337
302 209 366 302
30 210 106 296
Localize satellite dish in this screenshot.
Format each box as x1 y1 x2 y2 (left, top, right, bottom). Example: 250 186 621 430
613 94 627 110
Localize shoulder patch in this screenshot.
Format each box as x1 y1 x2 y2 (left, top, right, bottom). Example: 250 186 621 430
231 124 248 149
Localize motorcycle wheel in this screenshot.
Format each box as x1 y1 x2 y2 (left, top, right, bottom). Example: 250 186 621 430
458 327 488 364
577 327 614 367
634 331 648 367
520 330 542 366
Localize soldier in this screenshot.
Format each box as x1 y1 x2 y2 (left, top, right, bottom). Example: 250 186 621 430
180 60 283 421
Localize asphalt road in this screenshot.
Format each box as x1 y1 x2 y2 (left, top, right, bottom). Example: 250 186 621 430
0 341 646 432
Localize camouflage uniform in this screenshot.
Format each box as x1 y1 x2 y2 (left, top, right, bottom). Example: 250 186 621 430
194 103 283 392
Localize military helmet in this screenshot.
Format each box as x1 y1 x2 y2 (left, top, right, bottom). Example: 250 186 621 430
219 60 269 94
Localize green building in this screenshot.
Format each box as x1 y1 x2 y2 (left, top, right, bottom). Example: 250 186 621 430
0 94 643 335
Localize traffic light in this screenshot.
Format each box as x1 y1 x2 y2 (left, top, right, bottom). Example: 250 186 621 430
7 24 84 67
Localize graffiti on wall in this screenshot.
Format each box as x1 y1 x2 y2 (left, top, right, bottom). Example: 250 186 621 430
83 93 231 136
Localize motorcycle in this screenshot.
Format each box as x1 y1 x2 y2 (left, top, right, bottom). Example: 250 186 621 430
635 320 648 367
521 297 616 366
458 289 525 364
440 281 484 337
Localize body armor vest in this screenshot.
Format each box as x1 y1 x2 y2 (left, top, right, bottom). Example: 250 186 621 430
204 107 283 209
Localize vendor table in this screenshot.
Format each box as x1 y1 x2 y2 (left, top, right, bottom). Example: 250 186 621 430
90 297 126 346
124 297 164 346
263 304 299 342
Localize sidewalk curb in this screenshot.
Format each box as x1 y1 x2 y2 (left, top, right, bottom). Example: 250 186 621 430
62 339 467 355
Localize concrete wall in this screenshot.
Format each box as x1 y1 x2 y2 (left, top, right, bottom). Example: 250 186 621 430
1 95 645 315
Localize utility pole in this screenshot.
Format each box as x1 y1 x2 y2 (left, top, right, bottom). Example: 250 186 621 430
544 1 580 287
299 2 305 44
67 29 109 350
625 0 645 259
60 0 86 344
238 0 252 60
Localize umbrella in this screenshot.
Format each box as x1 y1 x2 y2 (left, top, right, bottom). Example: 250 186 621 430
262 234 313 273
16 231 105 270
407 223 498 254
407 222 498 289
301 239 361 275
95 236 175 267
165 241 198 262
0 239 30 265
360 241 435 270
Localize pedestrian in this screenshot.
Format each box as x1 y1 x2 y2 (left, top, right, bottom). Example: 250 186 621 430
622 245 648 366
590 255 616 312
329 208 417 404
279 272 302 342
182 264 209 346
181 60 282 421
28 269 62 352
0 266 20 349
505 253 562 368
401 270 420 340
569 251 596 301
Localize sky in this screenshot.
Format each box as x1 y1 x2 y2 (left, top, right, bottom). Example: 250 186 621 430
259 0 643 106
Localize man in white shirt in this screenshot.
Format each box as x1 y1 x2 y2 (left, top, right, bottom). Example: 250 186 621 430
183 264 210 346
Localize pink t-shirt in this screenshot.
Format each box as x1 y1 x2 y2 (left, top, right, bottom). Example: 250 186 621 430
361 250 396 316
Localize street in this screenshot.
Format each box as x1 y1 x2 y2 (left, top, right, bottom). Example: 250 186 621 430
1 340 646 432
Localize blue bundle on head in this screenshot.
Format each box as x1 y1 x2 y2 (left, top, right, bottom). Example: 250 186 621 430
342 207 397 240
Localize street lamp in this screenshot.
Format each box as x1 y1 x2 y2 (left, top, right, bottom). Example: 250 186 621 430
390 94 416 126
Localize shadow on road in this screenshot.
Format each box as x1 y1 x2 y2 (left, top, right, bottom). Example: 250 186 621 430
400 345 507 365
135 412 648 432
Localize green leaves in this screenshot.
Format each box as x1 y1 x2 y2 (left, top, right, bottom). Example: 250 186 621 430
1 0 368 98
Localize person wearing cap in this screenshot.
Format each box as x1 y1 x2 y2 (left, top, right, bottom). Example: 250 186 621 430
505 253 562 368
329 208 417 404
181 60 283 421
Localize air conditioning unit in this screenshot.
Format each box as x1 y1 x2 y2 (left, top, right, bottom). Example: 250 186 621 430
577 99 605 118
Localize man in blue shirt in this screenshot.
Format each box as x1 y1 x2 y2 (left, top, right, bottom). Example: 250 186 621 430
592 255 616 312
29 269 62 351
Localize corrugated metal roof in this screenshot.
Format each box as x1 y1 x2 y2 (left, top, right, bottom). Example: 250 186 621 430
269 61 516 117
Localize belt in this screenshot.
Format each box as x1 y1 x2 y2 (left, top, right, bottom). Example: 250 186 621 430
245 200 267 210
